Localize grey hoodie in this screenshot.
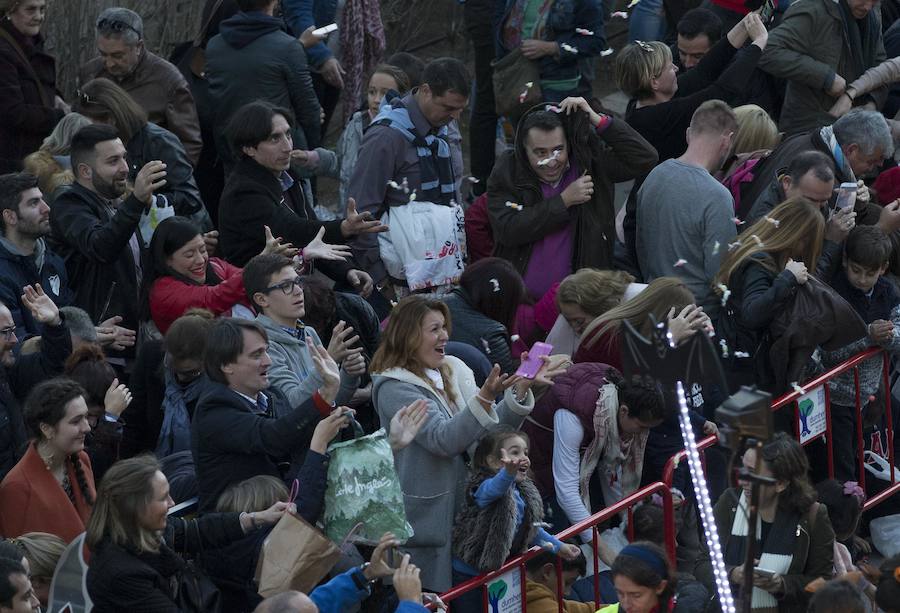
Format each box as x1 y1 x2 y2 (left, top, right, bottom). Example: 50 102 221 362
256 315 359 408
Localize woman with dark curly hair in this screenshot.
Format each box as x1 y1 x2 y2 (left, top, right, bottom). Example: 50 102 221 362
714 433 834 613
0 378 96 542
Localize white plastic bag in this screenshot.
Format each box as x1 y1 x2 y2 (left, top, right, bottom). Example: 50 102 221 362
138 195 175 246
871 513 900 558
863 450 900 482
378 200 466 291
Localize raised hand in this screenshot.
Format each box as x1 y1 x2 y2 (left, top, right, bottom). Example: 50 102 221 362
21 284 60 326
133 161 167 205
340 198 388 237
97 315 136 351
104 378 132 417
784 258 808 284
309 336 340 403
366 533 401 580
310 407 353 453
261 225 299 258
389 399 430 451
393 555 424 604
478 364 523 403
500 447 525 476
303 226 352 261
666 304 706 344
558 97 602 125
327 320 363 363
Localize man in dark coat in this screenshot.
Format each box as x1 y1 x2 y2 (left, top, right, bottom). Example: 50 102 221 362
191 318 338 512
49 124 166 360
0 285 71 480
205 0 322 167
0 172 72 339
218 100 383 295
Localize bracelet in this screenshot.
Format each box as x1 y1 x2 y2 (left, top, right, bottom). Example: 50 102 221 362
513 386 528 403
476 393 495 406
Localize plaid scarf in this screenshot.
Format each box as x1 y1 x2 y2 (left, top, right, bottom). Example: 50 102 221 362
339 0 385 123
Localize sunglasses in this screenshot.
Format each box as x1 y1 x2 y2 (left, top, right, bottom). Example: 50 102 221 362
97 17 143 39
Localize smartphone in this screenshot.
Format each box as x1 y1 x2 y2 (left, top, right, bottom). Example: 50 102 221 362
516 342 553 379
386 546 407 569
312 23 338 37
759 0 776 23
754 567 777 578
835 182 858 210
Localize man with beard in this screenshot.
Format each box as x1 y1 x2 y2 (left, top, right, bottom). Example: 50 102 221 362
636 100 738 317
0 284 71 481
50 124 166 360
0 172 72 339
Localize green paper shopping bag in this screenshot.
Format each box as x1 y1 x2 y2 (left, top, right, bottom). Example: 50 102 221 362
323 424 414 544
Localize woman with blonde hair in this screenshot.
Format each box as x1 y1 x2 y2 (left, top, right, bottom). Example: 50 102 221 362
6 532 65 608
732 104 780 155
86 455 291 611
713 197 825 389
574 277 712 369
22 112 91 199
370 294 563 591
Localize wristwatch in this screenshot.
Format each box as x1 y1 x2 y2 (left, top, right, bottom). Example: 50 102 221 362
351 563 376 592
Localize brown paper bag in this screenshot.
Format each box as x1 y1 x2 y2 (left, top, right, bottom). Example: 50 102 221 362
256 513 341 597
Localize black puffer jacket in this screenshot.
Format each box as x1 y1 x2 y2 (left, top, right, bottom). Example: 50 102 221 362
206 10 321 162
443 287 515 375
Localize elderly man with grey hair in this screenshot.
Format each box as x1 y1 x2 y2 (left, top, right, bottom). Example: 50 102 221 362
77 7 203 165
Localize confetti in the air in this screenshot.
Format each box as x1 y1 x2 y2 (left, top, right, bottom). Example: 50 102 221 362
561 43 578 54
627 0 640 7
533 521 552 528
750 234 764 247
764 216 780 228
719 339 729 359
673 258 687 268
505 201 523 211
545 104 562 113
575 27 594 35
518 89 529 103
791 382 805 395
387 179 401 190
489 278 500 292
733 217 745 225
401 177 410 193
712 241 720 255
481 339 491 354
728 240 742 251
467 176 480 184
734 351 750 358
717 283 731 307
600 48 615 57
510 334 520 343
409 191 417 202
525 81 534 88
611 11 629 18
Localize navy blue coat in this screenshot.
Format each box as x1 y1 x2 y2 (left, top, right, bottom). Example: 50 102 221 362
0 238 72 339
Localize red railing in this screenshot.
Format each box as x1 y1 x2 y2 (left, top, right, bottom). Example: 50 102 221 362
436 482 675 611
439 347 899 611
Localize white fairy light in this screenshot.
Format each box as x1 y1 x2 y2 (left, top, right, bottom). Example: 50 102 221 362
676 381 736 613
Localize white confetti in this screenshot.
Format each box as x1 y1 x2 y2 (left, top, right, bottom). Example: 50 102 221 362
600 48 615 57
750 234 764 247
717 283 731 307
545 104 562 113
510 334 520 343
467 176 480 184
401 177 410 194
764 216 780 228
734 351 750 358
389 300 398 308
791 382 805 395
575 27 594 35
505 201 523 210
533 521 552 528
536 150 561 167
409 191 417 202
481 338 492 354
610 10 629 18
719 338 729 359
525 81 534 88
386 179 401 190
673 258 687 268
518 89 529 103
733 217 745 225
727 240 742 252
627 0 640 7
489 278 500 292
712 241 720 255
561 43 578 54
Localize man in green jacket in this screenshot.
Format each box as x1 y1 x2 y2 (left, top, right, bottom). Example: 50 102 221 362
759 0 886 135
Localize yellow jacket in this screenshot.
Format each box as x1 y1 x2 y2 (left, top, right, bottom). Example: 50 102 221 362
525 579 602 613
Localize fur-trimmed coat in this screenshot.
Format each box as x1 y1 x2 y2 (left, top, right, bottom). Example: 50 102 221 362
452 470 544 572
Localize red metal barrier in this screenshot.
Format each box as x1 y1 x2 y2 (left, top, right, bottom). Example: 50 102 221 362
438 348 899 612
435 482 675 612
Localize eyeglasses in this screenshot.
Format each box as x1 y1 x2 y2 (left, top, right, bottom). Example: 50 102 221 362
635 40 655 53
0 325 16 341
263 276 303 296
96 18 143 39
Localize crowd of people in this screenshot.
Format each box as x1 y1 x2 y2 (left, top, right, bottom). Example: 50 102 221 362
5 0 900 611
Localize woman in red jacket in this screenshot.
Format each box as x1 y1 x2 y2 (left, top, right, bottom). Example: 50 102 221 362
147 217 351 334
0 378 95 542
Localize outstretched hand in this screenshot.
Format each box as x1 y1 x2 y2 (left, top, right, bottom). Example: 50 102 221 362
21 284 60 326
261 225 299 258
340 198 388 237
389 399 430 451
303 226 352 261
309 336 340 403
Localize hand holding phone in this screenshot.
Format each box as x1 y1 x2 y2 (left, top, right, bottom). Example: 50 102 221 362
516 342 553 379
835 182 858 210
312 23 338 37
753 567 777 578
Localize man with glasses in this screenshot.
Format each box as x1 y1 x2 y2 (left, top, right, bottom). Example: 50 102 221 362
244 254 364 411
0 284 71 481
77 7 202 165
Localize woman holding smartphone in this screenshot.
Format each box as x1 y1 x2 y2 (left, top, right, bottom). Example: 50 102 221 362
370 296 564 592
